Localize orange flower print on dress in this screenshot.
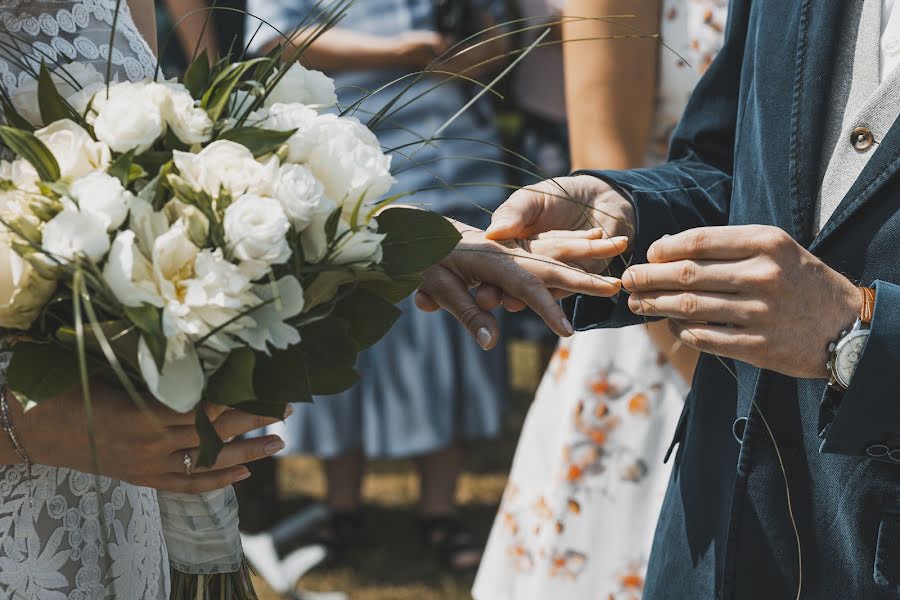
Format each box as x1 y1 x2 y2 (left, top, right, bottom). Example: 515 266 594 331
547 550 587 580
628 393 651 416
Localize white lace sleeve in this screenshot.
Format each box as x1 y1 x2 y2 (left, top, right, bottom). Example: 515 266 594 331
0 0 157 90
0 4 169 599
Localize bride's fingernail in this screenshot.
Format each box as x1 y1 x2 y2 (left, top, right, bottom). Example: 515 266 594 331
609 236 629 245
265 439 286 455
562 318 575 336
477 327 493 350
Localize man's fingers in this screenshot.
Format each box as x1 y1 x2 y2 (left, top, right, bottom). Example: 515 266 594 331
485 188 541 240
420 266 500 350
668 320 764 361
517 253 621 297
629 291 763 325
415 290 441 312
647 227 763 263
476 284 503 312
622 260 747 293
528 236 629 264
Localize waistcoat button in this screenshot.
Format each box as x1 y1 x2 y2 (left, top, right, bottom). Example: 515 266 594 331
851 127 875 151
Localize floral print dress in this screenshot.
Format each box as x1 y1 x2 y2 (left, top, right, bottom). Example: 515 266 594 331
473 2 727 599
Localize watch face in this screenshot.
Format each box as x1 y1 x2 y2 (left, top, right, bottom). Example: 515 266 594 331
835 332 869 388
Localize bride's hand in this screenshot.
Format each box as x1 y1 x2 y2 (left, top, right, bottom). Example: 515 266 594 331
14 382 287 494
417 221 627 349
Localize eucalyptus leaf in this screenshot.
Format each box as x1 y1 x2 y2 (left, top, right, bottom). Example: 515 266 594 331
37 63 76 125
0 126 61 182
205 347 256 407
195 408 224 468
218 127 296 157
357 272 423 303
303 270 356 312
376 208 461 276
107 150 136 186
332 288 401 350
123 304 166 370
324 206 342 243
183 49 211 99
232 400 287 419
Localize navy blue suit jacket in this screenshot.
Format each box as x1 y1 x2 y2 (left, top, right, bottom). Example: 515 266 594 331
564 1 900 597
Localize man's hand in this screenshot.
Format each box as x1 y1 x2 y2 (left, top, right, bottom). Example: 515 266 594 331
621 225 861 379
417 221 626 350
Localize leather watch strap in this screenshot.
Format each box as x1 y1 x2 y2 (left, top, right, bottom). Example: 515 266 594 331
860 286 876 325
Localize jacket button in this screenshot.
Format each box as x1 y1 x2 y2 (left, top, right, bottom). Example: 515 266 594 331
866 444 890 457
733 417 748 443
851 127 875 151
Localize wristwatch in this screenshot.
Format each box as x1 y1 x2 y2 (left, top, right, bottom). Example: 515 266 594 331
827 287 876 391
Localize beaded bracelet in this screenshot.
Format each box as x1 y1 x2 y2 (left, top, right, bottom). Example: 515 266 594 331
0 387 32 484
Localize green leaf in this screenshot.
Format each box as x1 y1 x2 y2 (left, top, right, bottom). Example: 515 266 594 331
195 408 224 468
37 63 75 124
107 150 136 186
55 320 141 374
205 348 256 407
232 400 287 418
332 288 401 350
183 49 211 99
201 58 269 122
376 208 461 276
357 271 423 303
303 270 356 312
6 341 89 405
324 206 342 244
0 126 61 182
123 304 166 370
133 150 174 174
253 317 360 404
218 127 296 157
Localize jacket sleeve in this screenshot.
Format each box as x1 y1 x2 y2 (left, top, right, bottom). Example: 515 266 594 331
563 0 753 330
819 280 900 460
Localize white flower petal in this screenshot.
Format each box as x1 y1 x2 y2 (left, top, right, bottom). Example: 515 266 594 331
104 231 163 308
138 335 204 413
234 275 305 352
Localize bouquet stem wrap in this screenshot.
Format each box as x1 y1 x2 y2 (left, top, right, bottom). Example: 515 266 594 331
157 487 258 599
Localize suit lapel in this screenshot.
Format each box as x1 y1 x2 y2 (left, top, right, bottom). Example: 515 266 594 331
787 0 849 246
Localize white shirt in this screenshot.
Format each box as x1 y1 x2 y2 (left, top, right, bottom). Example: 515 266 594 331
881 0 900 80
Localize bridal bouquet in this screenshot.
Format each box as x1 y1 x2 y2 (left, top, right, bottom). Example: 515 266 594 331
0 50 459 596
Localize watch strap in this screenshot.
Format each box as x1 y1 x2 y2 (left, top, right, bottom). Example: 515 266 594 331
860 287 876 325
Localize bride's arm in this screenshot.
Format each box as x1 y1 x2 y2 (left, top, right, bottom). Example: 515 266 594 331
127 0 158 55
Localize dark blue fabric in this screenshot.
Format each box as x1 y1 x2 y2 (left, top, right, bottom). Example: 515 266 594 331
564 1 900 597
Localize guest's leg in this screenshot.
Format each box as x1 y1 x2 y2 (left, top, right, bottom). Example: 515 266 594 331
417 443 462 517
324 449 365 512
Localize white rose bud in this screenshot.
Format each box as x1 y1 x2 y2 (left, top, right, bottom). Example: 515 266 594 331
331 221 385 266
274 164 330 231
265 63 337 110
307 115 395 207
42 207 111 263
173 141 279 199
69 172 133 231
35 119 111 180
160 82 213 145
263 103 320 163
0 229 56 329
93 81 166 153
223 195 292 268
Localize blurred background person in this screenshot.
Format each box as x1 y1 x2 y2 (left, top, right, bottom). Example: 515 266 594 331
156 0 247 73
245 0 512 573
473 1 727 598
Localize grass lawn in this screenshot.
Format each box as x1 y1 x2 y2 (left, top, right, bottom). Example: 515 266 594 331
248 340 551 600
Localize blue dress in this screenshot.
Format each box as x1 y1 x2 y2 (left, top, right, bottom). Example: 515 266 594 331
247 0 510 458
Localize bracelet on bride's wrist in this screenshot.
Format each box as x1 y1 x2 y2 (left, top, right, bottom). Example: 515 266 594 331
0 388 32 478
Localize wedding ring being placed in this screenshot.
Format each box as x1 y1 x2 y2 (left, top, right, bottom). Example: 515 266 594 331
183 453 193 476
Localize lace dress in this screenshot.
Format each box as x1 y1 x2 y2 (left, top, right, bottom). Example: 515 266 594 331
0 3 169 599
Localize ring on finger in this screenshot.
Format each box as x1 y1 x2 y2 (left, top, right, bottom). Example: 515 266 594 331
183 452 193 476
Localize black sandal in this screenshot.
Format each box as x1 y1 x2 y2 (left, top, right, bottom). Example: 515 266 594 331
418 516 483 573
305 511 363 566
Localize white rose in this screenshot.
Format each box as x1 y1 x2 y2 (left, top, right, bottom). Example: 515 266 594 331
104 230 164 308
69 172 133 231
262 103 320 163
11 63 104 126
93 81 166 153
35 119 111 180
266 64 337 110
173 141 278 198
0 229 56 329
223 194 292 268
307 115 395 207
128 196 170 258
0 159 40 192
234 275 305 352
42 206 111 263
274 163 330 230
331 221 385 266
160 82 213 145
